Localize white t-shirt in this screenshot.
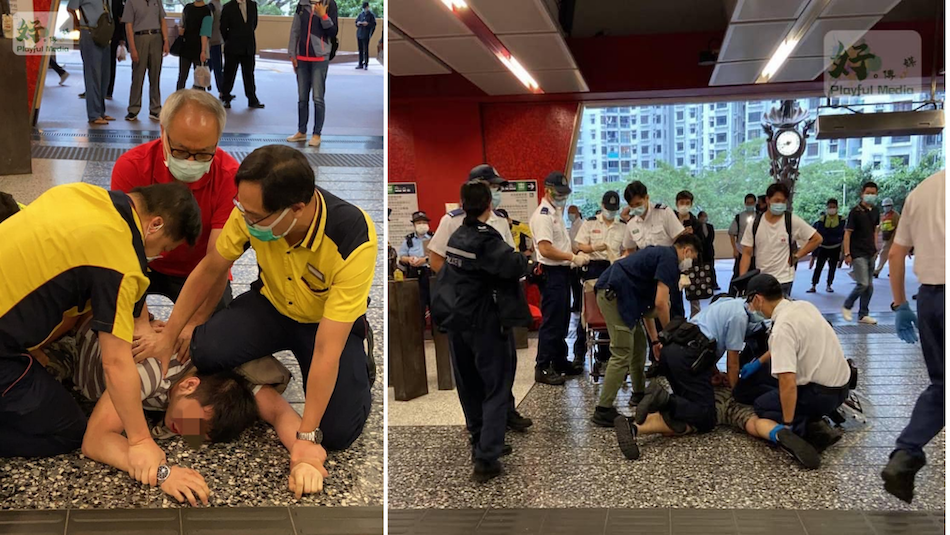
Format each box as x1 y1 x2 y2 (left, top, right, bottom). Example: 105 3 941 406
428 209 514 258
622 204 684 251
894 169 945 285
768 300 852 388
740 213 816 284
529 198 572 266
574 214 625 262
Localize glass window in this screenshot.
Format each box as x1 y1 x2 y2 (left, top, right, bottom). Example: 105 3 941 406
716 116 727 126
874 137 882 145
676 142 684 151
892 135 911 143
676 111 684 121
807 144 818 156
572 161 583 171
677 157 684 166
655 145 662 153
716 133 727 143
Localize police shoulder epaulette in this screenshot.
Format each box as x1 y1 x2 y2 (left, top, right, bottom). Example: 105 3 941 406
655 203 666 209
540 207 550 215
405 232 415 239
587 216 596 221
448 208 464 217
493 209 505 217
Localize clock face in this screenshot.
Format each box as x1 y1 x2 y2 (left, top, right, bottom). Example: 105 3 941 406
776 130 802 157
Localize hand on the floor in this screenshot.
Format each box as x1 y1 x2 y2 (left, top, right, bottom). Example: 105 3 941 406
291 440 328 469
127 438 167 486
289 462 326 498
161 466 210 506
894 302 919 344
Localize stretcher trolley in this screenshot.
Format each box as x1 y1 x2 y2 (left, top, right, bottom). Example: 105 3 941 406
582 279 611 383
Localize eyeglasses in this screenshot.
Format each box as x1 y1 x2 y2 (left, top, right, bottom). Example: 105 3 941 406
233 196 274 226
167 135 217 162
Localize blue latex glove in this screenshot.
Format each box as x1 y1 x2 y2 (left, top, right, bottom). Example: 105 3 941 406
895 302 919 344
768 424 788 443
739 358 762 380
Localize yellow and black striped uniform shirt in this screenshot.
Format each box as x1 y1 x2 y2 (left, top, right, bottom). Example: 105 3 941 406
217 187 377 324
0 184 150 353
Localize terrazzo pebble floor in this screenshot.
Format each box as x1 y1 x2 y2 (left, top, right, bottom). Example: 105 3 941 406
0 130 384 514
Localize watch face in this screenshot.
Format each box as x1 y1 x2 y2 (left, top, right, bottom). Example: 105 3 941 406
157 465 170 481
776 130 802 157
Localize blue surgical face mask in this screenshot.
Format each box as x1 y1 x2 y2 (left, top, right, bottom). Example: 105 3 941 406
863 194 878 205
746 302 766 324
602 209 617 220
491 189 502 209
552 197 568 209
769 203 786 215
630 205 646 218
745 205 756 212
247 207 296 242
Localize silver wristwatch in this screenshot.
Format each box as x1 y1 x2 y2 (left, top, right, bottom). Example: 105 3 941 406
296 429 324 445
156 464 171 483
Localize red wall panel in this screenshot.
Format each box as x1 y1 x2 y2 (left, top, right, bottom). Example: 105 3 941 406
482 102 580 186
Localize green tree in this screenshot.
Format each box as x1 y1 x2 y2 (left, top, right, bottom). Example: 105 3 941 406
335 0 383 17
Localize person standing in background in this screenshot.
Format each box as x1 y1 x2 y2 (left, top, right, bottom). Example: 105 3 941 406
287 0 338 147
354 1 375 70
674 190 701 317
874 198 900 278
695 211 717 291
106 0 126 100
728 193 757 287
220 0 264 109
176 0 212 90
207 0 224 96
68 0 115 125
49 54 70 85
122 0 168 121
842 182 881 325
808 198 845 294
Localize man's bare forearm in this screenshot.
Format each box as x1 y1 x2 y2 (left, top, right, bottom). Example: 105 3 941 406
888 243 910 304
778 373 797 424
83 429 132 472
188 274 228 328
727 350 740 387
101 350 151 442
164 260 222 340
256 386 302 452
300 356 338 433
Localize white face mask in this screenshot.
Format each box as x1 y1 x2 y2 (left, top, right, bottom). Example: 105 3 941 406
163 136 212 183
676 204 692 215
826 208 837 216
414 223 429 235
679 256 693 272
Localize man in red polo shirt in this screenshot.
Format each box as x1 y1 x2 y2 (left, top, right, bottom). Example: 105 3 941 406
112 89 238 343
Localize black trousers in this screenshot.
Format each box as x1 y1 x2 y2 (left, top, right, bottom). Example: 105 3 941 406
811 245 841 286
536 265 571 370
177 56 203 90
754 382 849 437
221 51 260 104
147 269 233 313
573 260 609 361
0 354 87 458
570 267 583 312
107 35 122 97
49 55 66 76
190 289 372 450
357 37 370 67
658 343 716 432
449 315 515 463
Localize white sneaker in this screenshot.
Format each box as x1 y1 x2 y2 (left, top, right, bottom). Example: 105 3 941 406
286 132 307 142
841 307 853 322
309 135 321 147
859 316 877 325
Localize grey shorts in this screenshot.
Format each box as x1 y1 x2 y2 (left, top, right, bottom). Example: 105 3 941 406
714 386 756 430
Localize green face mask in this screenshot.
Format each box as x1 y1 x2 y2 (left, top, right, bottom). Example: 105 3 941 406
248 207 296 242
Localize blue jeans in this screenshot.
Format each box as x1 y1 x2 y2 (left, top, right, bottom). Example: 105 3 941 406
296 60 330 135
79 30 111 121
844 255 874 317
894 285 945 460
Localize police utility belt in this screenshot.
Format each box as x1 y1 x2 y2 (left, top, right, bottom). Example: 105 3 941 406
657 318 719 375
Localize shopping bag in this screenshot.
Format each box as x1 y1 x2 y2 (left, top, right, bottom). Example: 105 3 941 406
684 262 715 301
117 43 127 62
194 63 212 90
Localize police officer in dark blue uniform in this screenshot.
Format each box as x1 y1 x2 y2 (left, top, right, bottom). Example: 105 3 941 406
431 180 533 482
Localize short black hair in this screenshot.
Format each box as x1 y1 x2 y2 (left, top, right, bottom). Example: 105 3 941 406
624 181 648 203
744 193 756 203
674 232 703 255
461 180 491 221
862 181 879 192
0 192 20 225
362 1 369 6
827 198 838 206
675 190 694 203
697 211 708 218
235 145 315 213
131 183 202 246
190 371 259 443
765 182 790 199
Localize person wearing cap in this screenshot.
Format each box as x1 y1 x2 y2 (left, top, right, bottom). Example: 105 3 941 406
873 197 900 278
427 164 531 433
430 181 534 483
841 181 881 324
497 209 534 257
572 191 625 373
529 171 590 385
880 170 944 504
589 233 703 425
397 211 434 321
743 273 853 444
808 198 845 294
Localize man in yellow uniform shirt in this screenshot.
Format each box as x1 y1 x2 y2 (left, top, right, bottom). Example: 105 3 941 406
0 182 200 491
139 145 376 494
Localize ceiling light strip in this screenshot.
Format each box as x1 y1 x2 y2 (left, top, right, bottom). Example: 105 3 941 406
439 0 544 93
756 0 833 83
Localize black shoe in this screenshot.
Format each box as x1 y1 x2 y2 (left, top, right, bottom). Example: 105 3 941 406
635 381 670 425
882 450 926 503
591 360 605 378
614 416 640 460
806 286 817 293
124 113 137 121
470 444 512 462
775 427 821 469
645 362 661 379
507 411 533 432
555 360 584 377
363 65 369 70
805 420 843 454
826 286 834 293
535 365 566 386
627 391 646 407
591 406 621 427
78 92 85 99
472 459 503 483
249 102 265 109
223 100 231 109
356 64 364 69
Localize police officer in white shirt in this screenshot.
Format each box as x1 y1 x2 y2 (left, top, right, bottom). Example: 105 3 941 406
739 182 822 296
881 169 945 504
529 171 590 385
428 164 515 274
572 191 624 369
745 273 852 448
